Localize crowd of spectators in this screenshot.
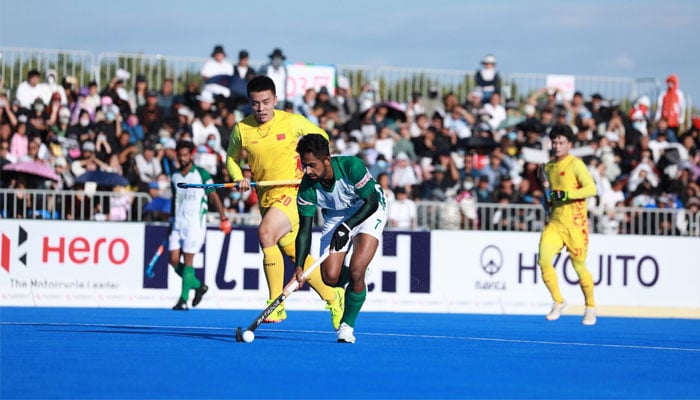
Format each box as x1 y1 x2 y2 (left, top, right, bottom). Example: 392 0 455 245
1 48 699 233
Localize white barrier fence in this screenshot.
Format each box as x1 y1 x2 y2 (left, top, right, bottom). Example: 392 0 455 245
1 221 697 318
2 46 672 109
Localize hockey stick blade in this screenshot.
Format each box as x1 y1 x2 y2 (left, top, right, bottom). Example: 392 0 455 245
235 250 330 341
145 239 167 279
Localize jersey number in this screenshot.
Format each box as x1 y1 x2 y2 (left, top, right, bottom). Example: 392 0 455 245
279 194 293 206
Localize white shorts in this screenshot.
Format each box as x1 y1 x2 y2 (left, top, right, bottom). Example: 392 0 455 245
168 225 206 254
320 206 387 253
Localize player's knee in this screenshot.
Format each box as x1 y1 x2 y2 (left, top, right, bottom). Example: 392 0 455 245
321 269 339 287
258 226 283 248
537 245 560 269
538 255 554 270
572 261 593 282
349 268 366 285
348 279 366 293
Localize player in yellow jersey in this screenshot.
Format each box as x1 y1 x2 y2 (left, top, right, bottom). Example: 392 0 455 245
538 124 598 325
225 76 344 329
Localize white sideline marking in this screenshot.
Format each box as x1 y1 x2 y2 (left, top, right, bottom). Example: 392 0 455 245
3 321 699 353
361 331 700 353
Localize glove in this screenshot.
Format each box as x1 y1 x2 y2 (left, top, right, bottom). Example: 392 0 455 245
219 218 232 234
549 190 569 202
330 222 351 253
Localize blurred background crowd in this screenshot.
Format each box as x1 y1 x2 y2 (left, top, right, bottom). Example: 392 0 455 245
1 46 698 233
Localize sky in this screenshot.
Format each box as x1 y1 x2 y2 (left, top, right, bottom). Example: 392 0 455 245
1 0 698 108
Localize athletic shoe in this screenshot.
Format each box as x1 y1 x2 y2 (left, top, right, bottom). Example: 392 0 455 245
326 287 345 331
336 322 356 343
172 298 188 310
263 300 287 323
192 284 208 307
545 300 568 321
582 307 597 325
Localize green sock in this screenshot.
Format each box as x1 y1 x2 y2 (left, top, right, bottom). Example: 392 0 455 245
336 266 350 287
180 266 200 301
341 288 366 327
174 263 184 277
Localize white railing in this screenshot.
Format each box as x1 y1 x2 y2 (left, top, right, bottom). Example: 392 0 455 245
0 188 151 221
506 72 638 104
2 188 697 236
0 47 95 92
1 46 675 107
94 52 225 94
412 200 700 237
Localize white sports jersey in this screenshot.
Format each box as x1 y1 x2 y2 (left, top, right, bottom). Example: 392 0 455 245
297 155 386 219
170 165 214 232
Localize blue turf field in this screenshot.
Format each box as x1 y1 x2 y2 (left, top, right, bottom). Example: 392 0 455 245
1 307 699 399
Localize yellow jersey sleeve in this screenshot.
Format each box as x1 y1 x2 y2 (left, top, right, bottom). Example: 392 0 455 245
226 123 244 181
569 157 596 200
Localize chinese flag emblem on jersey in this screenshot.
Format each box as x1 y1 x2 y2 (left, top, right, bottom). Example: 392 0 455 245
277 134 286 141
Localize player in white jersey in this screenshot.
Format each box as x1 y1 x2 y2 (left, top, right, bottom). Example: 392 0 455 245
293 134 387 343
168 140 231 310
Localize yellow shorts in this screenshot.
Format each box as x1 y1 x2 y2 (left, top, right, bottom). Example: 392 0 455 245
259 186 299 248
539 221 589 261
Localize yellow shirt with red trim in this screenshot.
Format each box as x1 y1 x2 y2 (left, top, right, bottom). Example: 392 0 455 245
544 154 597 229
226 110 328 203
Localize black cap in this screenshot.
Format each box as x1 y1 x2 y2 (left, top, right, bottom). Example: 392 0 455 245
211 45 226 57
268 48 286 60
239 50 249 59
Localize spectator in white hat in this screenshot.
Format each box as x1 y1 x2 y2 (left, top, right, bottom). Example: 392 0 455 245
100 69 131 117
195 91 216 118
160 137 178 176
45 69 68 106
475 54 501 104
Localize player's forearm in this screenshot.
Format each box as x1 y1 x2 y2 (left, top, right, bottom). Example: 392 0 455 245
295 215 313 268
568 183 596 200
226 155 243 181
568 167 597 200
225 129 244 181
344 191 379 229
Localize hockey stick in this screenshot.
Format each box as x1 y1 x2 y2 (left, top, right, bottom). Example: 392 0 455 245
538 163 552 219
235 250 330 342
176 179 301 190
145 239 167 279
